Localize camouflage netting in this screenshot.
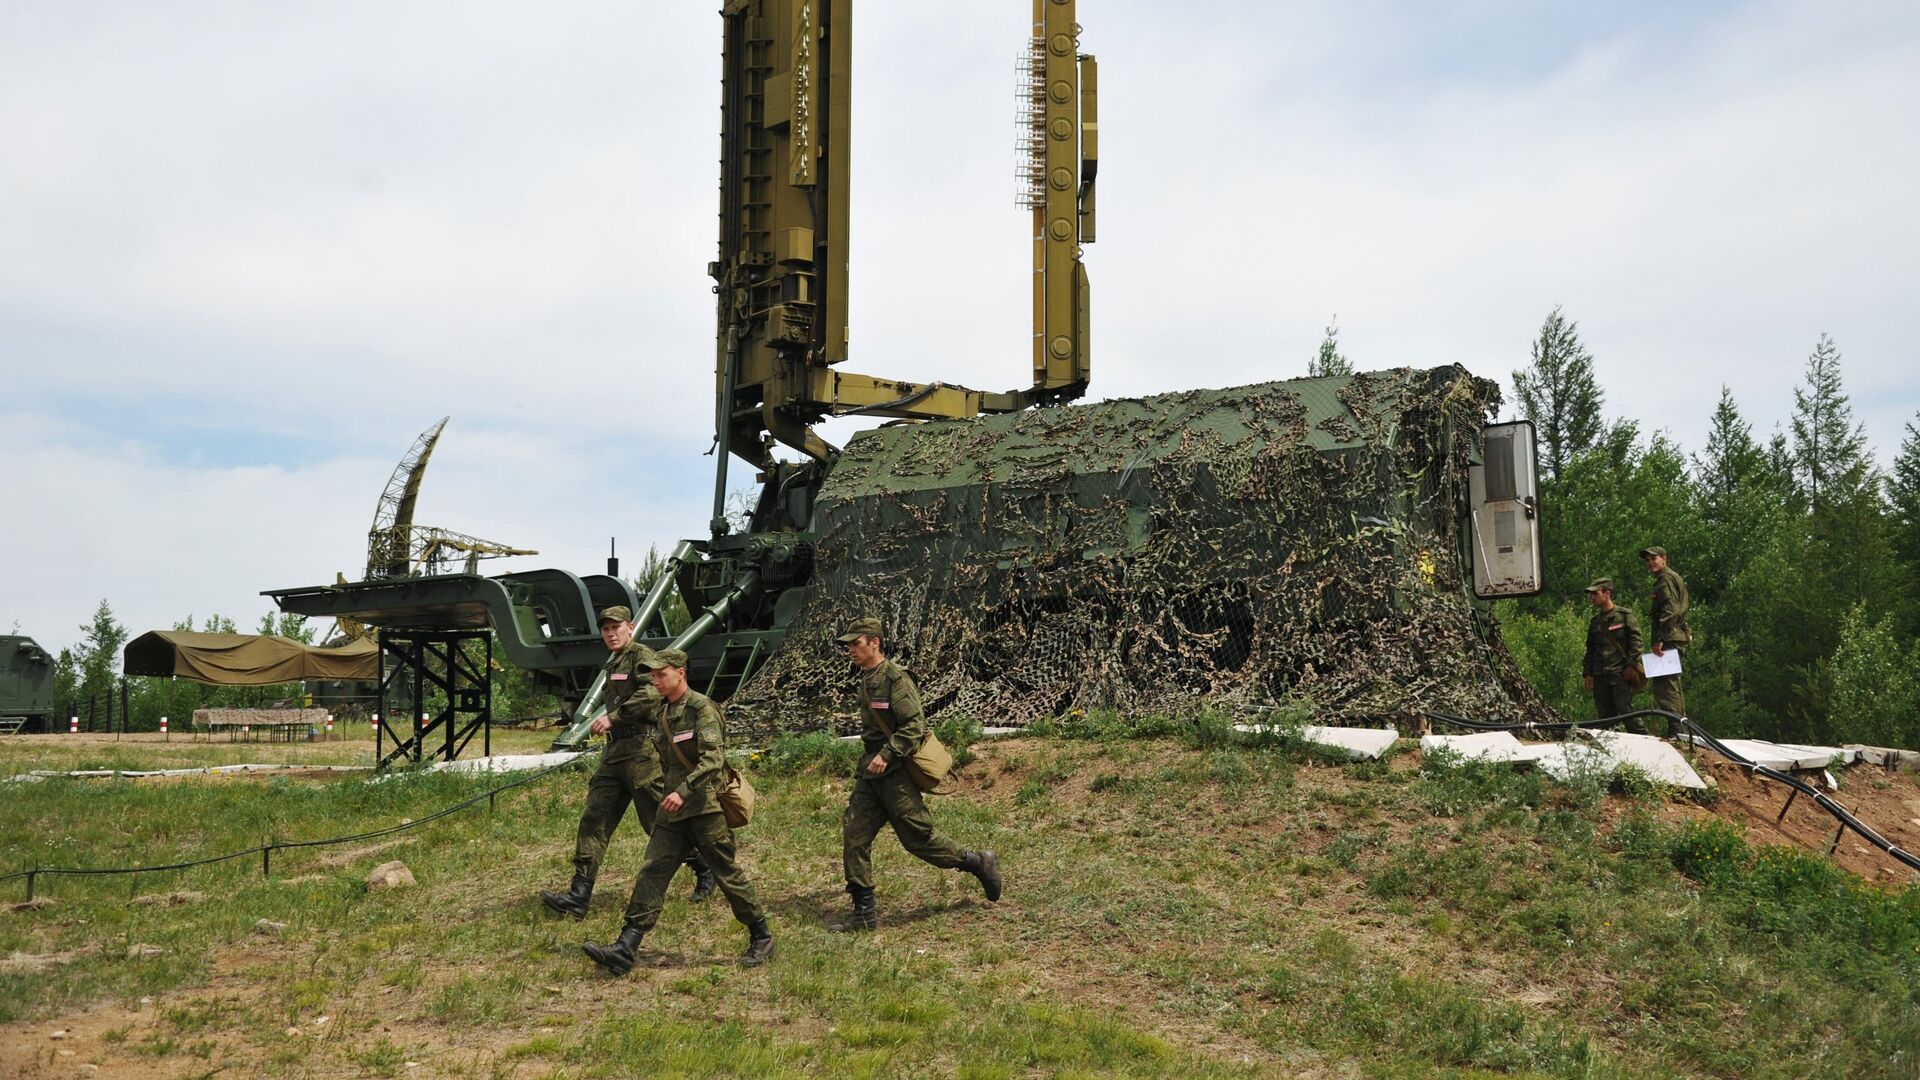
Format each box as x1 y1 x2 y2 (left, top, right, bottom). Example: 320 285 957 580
728 365 1556 737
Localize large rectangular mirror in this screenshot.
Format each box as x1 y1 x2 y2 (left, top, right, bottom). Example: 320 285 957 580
1469 420 1542 598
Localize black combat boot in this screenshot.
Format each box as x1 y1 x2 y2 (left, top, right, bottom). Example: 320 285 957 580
830 886 877 932
538 874 594 919
960 850 1003 902
742 918 776 966
581 925 645 976
688 853 719 902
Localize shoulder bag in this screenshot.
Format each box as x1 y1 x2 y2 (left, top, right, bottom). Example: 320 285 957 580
666 714 756 828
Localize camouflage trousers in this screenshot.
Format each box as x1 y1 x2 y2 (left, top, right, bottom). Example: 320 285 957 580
843 768 967 891
571 736 669 881
620 811 763 932
1591 673 1644 734
1650 657 1686 735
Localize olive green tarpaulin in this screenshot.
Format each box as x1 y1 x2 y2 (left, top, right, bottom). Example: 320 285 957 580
123 631 379 684
728 365 1553 736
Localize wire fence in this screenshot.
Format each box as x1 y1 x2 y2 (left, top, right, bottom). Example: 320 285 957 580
1 752 594 901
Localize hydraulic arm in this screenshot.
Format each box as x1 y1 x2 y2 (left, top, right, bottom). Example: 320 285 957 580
710 0 1097 481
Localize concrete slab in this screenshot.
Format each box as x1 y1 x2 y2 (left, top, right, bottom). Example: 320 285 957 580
1578 730 1710 789
424 751 584 776
1233 724 1398 760
1688 737 1842 770
1419 731 1532 763
1847 745 1920 772
1775 742 1857 767
1303 726 1399 761
6 763 375 782
1530 742 1620 783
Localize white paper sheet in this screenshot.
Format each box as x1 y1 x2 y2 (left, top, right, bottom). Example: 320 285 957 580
1641 650 1682 677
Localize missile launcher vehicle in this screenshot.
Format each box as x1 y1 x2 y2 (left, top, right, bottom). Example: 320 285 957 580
268 1 1548 761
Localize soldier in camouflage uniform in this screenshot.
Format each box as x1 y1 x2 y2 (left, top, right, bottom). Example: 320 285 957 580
538 606 715 919
1640 545 1691 736
583 648 774 973
1581 578 1646 733
831 617 1001 932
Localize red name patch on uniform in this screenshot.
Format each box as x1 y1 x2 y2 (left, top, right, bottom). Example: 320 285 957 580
1608 624 1623 631
610 673 629 681
870 701 890 710
672 730 694 742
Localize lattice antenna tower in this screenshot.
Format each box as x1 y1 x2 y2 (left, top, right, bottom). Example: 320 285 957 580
1014 35 1048 208
364 417 537 580
366 417 447 579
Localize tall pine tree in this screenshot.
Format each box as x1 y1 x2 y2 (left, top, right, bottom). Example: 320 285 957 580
1513 306 1603 480
74 599 127 709
1789 333 1870 512
1308 317 1353 377
1887 417 1920 636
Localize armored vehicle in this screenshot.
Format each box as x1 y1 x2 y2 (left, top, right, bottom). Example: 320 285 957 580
1 636 55 732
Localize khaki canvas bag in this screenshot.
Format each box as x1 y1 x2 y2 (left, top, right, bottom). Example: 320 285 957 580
666 715 756 828
872 711 954 793
1610 631 1648 692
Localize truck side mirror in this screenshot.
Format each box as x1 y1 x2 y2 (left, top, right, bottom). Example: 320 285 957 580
1469 420 1543 598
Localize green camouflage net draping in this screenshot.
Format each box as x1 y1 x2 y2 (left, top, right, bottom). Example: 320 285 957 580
728 365 1555 737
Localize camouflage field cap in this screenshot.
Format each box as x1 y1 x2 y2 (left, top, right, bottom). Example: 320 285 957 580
598 605 633 625
1584 578 1613 594
836 617 883 644
1638 545 1667 560
645 647 689 670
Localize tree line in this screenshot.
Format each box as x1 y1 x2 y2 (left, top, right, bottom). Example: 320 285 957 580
1493 308 1919 749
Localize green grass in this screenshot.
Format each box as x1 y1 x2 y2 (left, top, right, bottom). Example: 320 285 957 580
2 729 1917 1077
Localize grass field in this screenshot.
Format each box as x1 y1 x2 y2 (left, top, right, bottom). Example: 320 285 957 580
2 719 1917 1078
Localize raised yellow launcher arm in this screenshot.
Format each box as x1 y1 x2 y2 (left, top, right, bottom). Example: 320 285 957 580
710 1 1097 475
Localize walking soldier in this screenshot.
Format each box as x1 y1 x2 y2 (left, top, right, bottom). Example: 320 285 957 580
833 617 1001 932
539 607 716 919
583 648 774 973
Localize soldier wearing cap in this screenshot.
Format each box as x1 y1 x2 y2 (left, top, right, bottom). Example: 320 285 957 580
1639 545 1691 734
1582 578 1646 732
583 647 774 973
539 606 716 919
831 617 1001 932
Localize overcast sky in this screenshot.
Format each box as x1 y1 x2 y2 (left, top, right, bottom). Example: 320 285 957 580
4 1 1917 656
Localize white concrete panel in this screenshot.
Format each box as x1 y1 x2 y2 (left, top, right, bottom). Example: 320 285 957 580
423 751 585 775
1233 723 1399 760
1530 741 1619 783
1846 745 1920 772
1419 731 1531 763
1688 737 1842 770
1579 729 1710 790
1302 726 1399 761
1775 743 1857 767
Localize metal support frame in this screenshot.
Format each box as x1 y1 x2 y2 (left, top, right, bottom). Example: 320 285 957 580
374 631 492 770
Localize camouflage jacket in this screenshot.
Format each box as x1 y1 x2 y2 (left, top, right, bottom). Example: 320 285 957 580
1583 605 1643 677
855 659 926 779
651 689 728 822
601 643 661 739
1648 567 1692 648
